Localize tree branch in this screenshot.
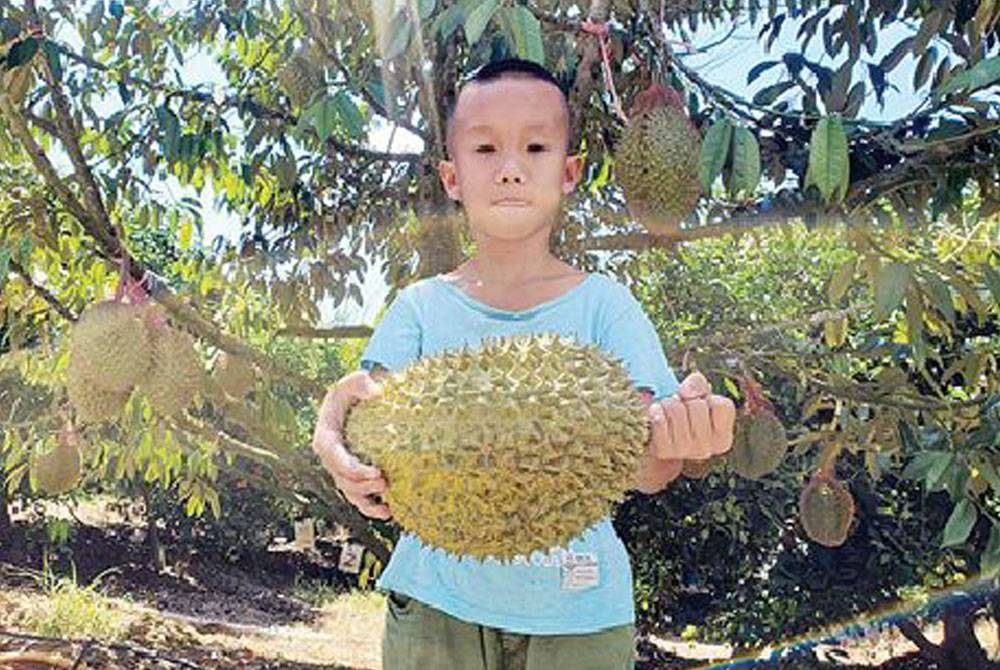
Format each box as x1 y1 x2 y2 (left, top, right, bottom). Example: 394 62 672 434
277 325 373 338
0 95 103 238
7 259 77 322
567 199 827 252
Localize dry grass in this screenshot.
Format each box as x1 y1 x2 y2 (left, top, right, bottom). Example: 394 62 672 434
0 583 384 670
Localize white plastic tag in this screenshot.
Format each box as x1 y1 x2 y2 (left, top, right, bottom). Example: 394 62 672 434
560 551 599 591
338 542 364 574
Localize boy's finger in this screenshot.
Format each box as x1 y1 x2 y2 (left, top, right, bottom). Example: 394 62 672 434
349 493 392 520
648 402 672 459
314 436 380 482
338 475 387 498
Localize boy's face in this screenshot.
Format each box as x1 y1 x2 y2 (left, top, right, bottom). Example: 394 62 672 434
438 76 584 243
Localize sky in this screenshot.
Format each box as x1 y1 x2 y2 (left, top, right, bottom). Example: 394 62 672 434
66 2 931 325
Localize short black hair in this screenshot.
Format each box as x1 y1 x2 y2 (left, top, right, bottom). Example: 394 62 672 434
444 57 573 157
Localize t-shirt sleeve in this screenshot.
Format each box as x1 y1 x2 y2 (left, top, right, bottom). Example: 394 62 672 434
599 284 680 402
359 287 422 373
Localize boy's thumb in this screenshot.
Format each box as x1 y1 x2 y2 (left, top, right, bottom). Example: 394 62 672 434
363 375 383 398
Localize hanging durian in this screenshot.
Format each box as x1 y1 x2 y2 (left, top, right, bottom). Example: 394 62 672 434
727 374 787 479
212 351 256 399
615 83 702 236
344 333 650 561
799 468 855 547
32 422 83 495
277 51 325 109
67 300 153 395
137 313 204 417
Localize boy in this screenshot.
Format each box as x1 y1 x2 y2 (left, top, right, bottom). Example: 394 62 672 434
312 58 735 669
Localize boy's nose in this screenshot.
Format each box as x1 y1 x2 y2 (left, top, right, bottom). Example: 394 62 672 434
496 156 525 184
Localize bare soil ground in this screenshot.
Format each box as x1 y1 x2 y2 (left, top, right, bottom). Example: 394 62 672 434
1 495 997 669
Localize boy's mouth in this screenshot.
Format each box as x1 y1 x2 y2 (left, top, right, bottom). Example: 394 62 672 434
493 199 530 207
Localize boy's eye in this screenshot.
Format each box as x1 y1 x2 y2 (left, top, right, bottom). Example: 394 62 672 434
473 144 547 153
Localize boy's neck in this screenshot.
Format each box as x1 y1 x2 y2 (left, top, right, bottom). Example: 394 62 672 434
462 244 563 287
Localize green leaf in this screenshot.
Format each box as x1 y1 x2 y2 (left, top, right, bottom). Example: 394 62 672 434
983 526 1000 578
433 5 464 41
752 80 795 106
42 40 62 82
382 11 412 61
942 498 977 548
730 127 761 197
828 257 857 303
508 6 544 65
0 246 9 290
905 284 926 369
304 96 339 143
879 37 914 73
979 460 1000 494
914 47 937 90
951 272 988 319
982 263 1000 306
333 90 366 140
923 272 957 323
926 452 955 492
873 261 911 320
805 115 850 203
698 117 733 192
933 56 1000 98
902 450 948 481
418 0 437 21
5 37 38 68
464 0 499 45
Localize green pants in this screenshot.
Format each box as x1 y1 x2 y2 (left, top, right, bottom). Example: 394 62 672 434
381 591 636 670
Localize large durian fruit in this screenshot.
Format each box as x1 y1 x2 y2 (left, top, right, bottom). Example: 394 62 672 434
211 351 256 399
344 333 650 561
798 468 856 547
66 300 154 424
136 311 205 417
66 299 204 422
727 373 787 479
615 83 702 236
32 422 83 495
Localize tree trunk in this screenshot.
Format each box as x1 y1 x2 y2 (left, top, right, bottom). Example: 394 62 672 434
141 482 167 573
897 597 999 670
0 468 11 536
938 607 996 670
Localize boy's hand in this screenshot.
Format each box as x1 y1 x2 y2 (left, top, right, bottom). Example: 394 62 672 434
312 370 392 520
649 372 736 460
635 372 736 493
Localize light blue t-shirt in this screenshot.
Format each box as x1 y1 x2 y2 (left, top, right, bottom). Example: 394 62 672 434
358 272 679 635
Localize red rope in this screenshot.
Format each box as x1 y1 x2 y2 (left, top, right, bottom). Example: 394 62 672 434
579 20 629 125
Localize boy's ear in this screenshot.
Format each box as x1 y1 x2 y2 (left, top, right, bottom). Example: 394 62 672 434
562 153 585 195
438 159 461 202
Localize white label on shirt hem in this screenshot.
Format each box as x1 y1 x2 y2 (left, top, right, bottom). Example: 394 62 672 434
560 551 599 590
